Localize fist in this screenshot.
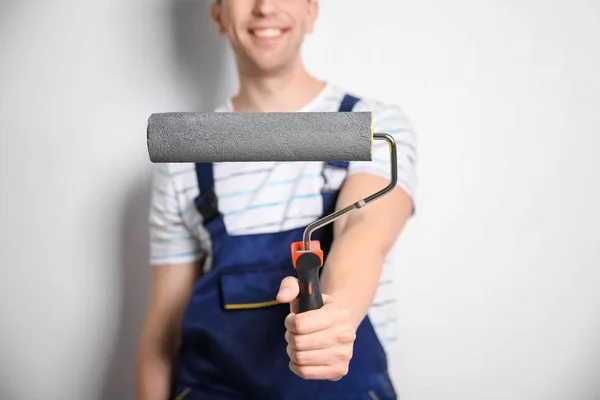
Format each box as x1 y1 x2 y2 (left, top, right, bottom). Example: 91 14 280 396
276 276 357 381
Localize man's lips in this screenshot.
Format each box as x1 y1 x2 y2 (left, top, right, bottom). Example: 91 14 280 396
248 27 289 39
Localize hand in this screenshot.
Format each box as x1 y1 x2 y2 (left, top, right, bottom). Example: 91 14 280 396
276 276 356 381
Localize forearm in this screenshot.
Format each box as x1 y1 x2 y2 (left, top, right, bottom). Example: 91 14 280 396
135 332 178 400
135 262 199 399
320 215 388 329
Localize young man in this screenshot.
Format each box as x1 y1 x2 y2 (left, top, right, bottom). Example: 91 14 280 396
135 0 417 399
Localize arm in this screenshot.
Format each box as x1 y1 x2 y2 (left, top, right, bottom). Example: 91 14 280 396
278 102 417 381
136 164 206 398
320 172 413 328
278 174 413 381
135 261 201 400
320 103 418 326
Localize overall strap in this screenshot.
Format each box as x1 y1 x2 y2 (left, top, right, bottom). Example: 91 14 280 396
338 94 361 113
326 94 361 169
194 162 221 222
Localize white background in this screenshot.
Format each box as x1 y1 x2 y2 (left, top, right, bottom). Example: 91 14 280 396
1 1 599 399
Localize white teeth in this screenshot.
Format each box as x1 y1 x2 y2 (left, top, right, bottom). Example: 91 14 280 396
252 29 282 38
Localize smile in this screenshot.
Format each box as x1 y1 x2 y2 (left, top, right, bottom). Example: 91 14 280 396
249 28 287 39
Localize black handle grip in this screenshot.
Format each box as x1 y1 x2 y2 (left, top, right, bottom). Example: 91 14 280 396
295 252 323 313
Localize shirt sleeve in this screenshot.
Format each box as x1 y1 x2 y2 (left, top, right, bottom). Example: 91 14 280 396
348 101 418 208
148 163 205 266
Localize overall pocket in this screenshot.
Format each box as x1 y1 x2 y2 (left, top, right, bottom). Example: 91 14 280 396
219 266 294 310
173 386 191 400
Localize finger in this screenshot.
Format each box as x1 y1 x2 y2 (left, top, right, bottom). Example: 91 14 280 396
321 293 335 305
289 298 297 314
284 302 349 334
285 325 356 351
285 328 336 351
284 310 328 334
286 344 353 367
289 360 349 381
276 276 300 303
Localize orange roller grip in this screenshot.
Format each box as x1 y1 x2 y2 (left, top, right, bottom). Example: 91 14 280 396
290 240 323 268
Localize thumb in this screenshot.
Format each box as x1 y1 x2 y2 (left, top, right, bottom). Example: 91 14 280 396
276 276 299 304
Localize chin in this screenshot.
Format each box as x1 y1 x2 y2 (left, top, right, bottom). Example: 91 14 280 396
244 53 298 75
255 60 290 73
235 35 302 72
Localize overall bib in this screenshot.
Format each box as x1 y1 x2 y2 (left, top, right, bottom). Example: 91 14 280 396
170 95 397 400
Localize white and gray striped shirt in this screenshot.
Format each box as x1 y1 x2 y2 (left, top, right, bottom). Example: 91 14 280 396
148 82 418 352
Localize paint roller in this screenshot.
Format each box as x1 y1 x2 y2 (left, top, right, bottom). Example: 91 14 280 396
147 111 398 313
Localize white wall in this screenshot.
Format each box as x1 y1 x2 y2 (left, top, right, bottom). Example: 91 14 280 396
1 1 599 399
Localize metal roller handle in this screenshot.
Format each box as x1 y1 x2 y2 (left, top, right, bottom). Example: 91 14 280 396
301 132 398 251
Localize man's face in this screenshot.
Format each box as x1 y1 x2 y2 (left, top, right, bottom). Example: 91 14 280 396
211 0 318 74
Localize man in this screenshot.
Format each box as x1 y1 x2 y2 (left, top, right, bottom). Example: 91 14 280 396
135 0 417 399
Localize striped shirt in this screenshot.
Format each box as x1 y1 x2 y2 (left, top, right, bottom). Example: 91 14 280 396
148 82 418 352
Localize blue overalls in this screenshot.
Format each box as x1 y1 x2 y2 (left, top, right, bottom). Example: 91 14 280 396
170 95 397 400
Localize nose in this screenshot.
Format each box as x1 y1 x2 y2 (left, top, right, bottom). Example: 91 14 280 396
253 0 277 16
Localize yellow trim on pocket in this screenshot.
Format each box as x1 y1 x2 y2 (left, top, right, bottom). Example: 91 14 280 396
368 390 380 400
175 387 191 400
224 299 281 310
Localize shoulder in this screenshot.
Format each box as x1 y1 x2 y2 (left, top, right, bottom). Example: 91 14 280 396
329 84 414 130
152 162 195 178
359 98 409 118
359 96 412 129
350 93 416 147
338 88 419 198
151 162 197 193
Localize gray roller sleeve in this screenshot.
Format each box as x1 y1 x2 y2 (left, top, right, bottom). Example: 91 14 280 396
147 112 373 162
